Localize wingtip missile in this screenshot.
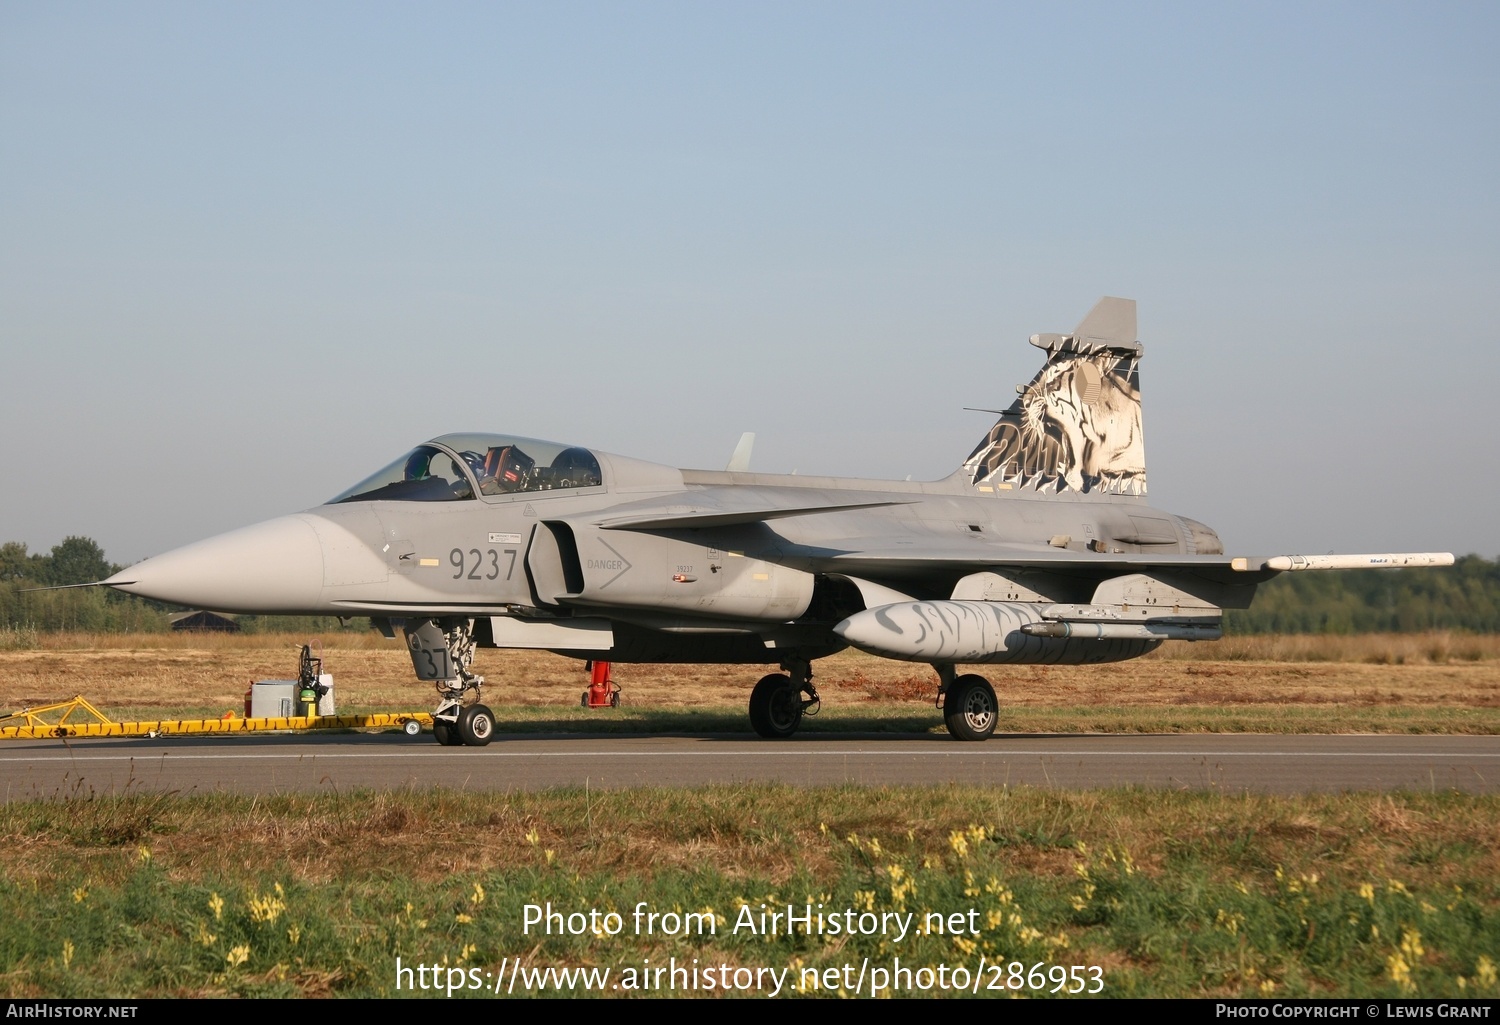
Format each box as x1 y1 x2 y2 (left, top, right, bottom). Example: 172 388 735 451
1233 552 1456 572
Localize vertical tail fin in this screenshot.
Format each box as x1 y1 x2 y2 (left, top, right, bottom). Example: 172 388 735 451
963 297 1147 496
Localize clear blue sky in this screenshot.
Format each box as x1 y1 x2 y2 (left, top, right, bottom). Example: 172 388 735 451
3 1 1496 563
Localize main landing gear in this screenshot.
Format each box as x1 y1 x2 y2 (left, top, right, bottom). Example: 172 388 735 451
748 657 820 739
936 664 998 742
744 659 999 741
405 618 496 747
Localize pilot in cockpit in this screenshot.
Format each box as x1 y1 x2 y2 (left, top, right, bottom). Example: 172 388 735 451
448 458 474 499
405 449 472 498
404 450 432 481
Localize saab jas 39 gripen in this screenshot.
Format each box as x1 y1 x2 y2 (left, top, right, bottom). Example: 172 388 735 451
104 298 1452 745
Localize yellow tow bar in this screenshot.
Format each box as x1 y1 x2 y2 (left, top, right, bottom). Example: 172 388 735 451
0 696 433 740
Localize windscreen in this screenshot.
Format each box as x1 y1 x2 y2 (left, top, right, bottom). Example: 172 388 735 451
327 446 475 504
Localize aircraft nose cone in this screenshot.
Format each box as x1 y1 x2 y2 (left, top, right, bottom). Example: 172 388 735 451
104 515 326 613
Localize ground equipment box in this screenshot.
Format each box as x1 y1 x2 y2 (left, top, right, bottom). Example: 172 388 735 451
250 676 335 717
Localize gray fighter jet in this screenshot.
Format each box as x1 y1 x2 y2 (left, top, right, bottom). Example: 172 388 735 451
104 298 1452 745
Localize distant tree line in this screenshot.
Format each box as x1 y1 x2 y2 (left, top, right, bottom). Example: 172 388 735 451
0 537 363 634
2 537 1497 636
0 537 156 633
1223 555 1500 634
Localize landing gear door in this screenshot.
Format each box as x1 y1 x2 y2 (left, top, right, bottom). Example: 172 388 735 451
406 619 457 682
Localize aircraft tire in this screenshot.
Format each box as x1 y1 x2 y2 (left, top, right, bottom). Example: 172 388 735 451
749 673 802 739
458 704 496 747
433 719 463 746
943 674 997 742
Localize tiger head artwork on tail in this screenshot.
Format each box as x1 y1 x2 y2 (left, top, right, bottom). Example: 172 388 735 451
963 296 1147 496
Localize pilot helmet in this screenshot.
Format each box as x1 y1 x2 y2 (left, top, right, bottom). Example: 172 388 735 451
405 450 432 480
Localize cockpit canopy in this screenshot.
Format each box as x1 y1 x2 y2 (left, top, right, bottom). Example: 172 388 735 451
328 434 603 504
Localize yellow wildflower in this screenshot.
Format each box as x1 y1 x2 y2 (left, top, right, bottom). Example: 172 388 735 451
1385 929 1425 994
247 890 285 924
948 830 969 858
1387 951 1414 993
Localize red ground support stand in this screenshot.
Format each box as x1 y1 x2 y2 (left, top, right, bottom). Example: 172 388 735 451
581 660 620 708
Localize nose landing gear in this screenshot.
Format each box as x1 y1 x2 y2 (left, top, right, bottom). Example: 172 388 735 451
405 618 496 747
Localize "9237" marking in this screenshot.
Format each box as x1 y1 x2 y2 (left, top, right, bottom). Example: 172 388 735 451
450 547 517 581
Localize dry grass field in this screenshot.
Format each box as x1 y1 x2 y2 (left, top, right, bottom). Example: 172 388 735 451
2 635 1498 998
2 630 1498 732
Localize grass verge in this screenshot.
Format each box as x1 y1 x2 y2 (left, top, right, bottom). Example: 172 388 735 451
1 786 1496 998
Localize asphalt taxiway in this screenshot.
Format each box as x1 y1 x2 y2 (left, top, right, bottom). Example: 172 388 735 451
0 732 1495 797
